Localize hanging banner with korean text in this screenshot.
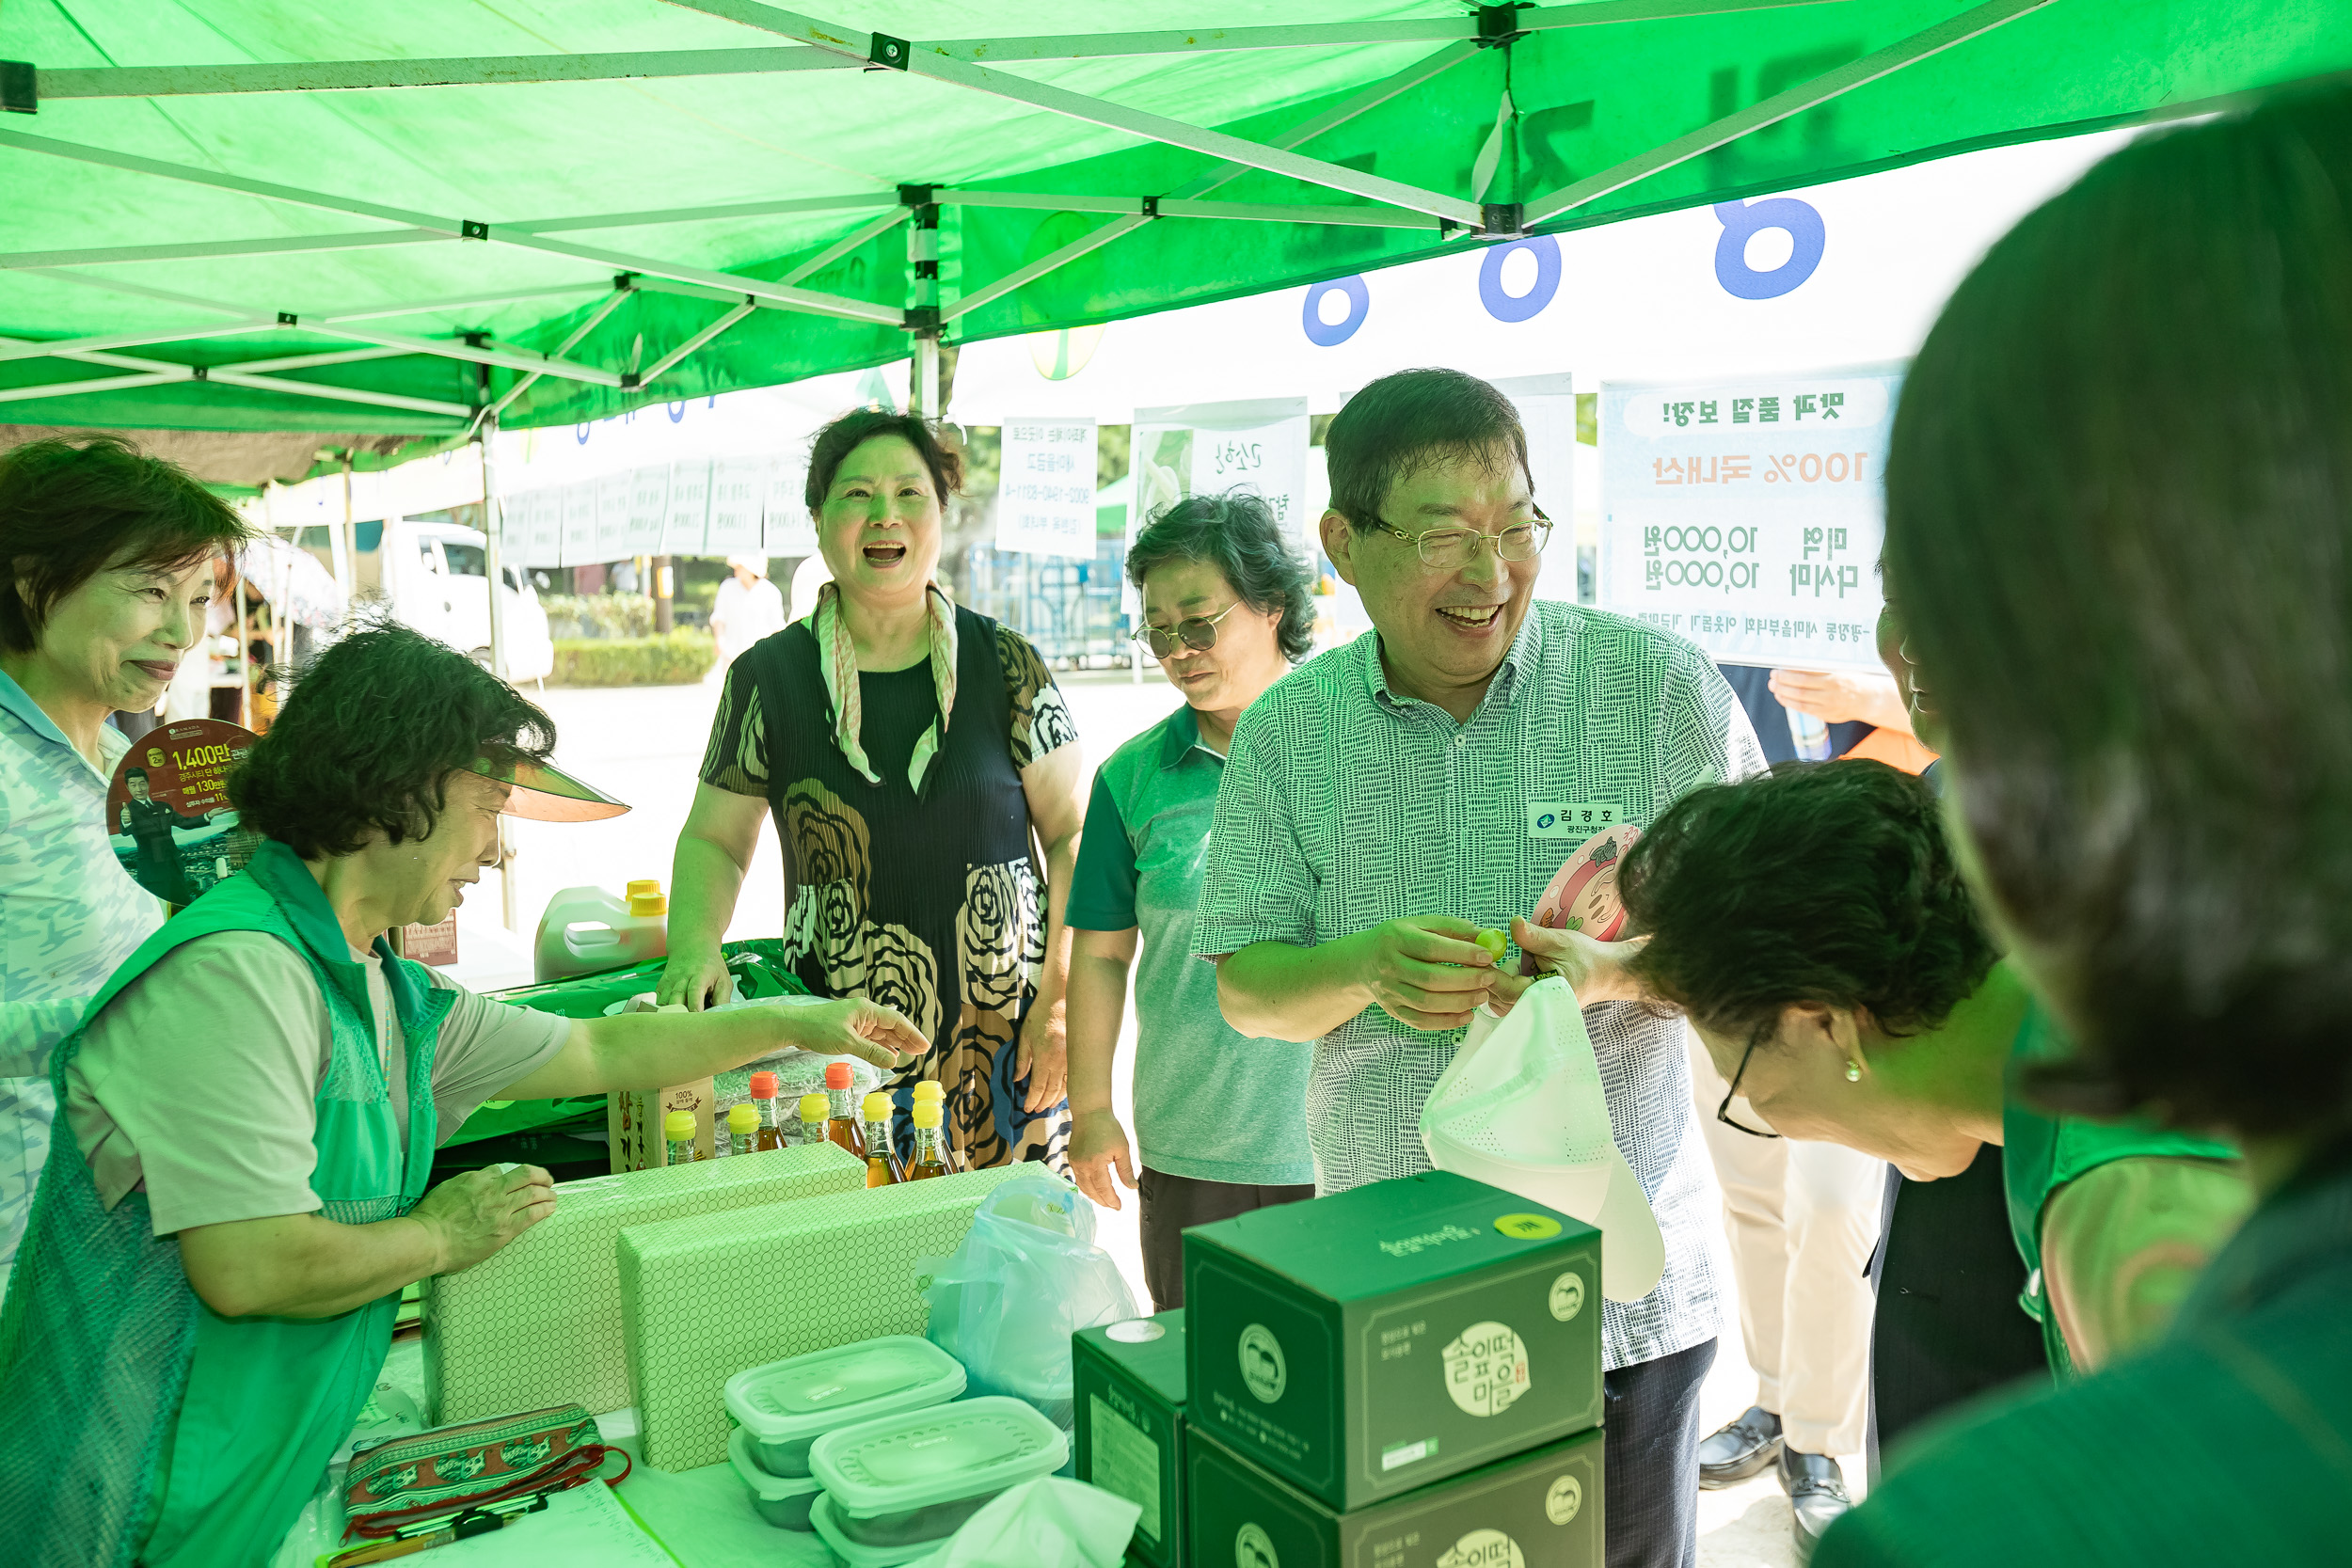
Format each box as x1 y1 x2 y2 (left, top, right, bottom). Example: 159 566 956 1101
595 471 631 562
516 486 564 568
706 458 772 555
560 481 600 568
763 464 817 557
1130 397 1311 615
663 459 712 555
625 466 670 556
996 417 1100 558
1598 365 1900 673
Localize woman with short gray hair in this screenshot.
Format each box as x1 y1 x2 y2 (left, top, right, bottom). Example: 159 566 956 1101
1064 489 1317 1308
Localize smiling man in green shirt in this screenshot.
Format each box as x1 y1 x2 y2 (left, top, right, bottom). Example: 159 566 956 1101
1065 492 1317 1309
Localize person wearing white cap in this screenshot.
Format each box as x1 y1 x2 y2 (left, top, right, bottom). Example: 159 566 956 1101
0 620 927 1568
711 552 787 673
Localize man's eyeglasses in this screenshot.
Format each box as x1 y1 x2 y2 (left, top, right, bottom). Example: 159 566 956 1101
1716 1026 1783 1139
1134 600 1241 659
1372 505 1553 571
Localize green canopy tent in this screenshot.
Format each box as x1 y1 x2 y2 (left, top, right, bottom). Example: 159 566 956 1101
3 0 2349 444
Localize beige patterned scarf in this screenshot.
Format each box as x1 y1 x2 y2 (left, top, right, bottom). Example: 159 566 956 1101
809 579 959 792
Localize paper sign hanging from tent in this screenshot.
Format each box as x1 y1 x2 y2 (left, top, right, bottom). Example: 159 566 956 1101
706 458 771 555
518 487 564 568
595 471 632 562
626 466 670 556
1598 365 1900 673
1130 398 1311 616
560 481 600 568
663 460 711 555
996 417 1098 558
763 464 817 556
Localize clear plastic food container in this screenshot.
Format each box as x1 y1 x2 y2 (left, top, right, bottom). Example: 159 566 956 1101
727 1427 822 1529
810 1396 1068 1551
723 1335 966 1478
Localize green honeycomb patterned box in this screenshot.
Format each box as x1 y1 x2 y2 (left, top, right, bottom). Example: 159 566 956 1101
617 1164 1030 1471
422 1142 864 1423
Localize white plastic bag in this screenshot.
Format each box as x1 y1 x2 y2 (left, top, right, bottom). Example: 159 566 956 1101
905 1478 1140 1568
919 1172 1139 1430
1420 975 1666 1303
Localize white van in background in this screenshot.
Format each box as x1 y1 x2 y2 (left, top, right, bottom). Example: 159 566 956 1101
373 519 556 684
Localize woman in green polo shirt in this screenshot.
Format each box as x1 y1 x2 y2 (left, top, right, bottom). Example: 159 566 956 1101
1065 491 1317 1310
1575 758 2252 1378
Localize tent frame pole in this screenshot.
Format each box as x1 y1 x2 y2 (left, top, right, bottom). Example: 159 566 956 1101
1524 0 2061 224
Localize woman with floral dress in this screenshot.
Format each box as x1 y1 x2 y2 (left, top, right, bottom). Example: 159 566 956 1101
660 411 1085 1169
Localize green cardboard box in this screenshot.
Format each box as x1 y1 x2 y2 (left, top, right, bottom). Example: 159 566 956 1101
616 1163 1030 1470
1074 1310 1187 1568
1184 1171 1601 1511
1191 1426 1603 1568
421 1141 864 1422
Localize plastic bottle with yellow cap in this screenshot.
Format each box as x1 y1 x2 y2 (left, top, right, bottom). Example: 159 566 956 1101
903 1101 949 1181
725 1102 759 1159
663 1110 698 1167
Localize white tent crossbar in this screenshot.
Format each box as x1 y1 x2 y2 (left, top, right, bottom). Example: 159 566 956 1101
666 1 1487 226
638 298 758 386
34 48 858 99
0 127 904 326
1524 0 2058 223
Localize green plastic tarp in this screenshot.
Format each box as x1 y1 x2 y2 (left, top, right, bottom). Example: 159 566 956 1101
4 0 2349 438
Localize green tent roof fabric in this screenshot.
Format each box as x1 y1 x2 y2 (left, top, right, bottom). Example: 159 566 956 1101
3 0 2348 436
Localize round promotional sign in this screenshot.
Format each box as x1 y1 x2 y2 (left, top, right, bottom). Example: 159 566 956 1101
106 719 262 907
1534 823 1644 941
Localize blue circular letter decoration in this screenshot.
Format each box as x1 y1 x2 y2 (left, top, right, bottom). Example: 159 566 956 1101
1301 275 1370 346
1478 234 1561 323
1712 198 1826 300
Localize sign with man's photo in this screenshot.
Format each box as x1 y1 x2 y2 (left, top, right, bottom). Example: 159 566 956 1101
106 720 263 908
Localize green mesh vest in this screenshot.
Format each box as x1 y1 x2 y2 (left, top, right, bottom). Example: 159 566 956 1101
0 840 451 1568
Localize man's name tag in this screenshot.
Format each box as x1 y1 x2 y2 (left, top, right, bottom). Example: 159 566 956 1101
1528 802 1621 839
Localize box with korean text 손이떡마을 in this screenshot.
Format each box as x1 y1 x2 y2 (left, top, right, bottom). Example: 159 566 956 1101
1184 1170 1601 1512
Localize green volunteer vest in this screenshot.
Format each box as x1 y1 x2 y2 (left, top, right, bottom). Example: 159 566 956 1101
0 839 450 1568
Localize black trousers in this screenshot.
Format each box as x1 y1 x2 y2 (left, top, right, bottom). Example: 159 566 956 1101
1866 1143 2049 1482
1604 1337 1718 1568
1136 1166 1315 1312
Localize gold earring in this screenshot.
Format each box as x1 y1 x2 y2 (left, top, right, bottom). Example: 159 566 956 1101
1844 1060 1862 1083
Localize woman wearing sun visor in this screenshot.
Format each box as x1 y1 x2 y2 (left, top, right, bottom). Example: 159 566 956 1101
0 622 929 1568
660 410 1088 1175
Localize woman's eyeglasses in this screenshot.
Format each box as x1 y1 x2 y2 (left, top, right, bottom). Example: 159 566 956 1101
1716 1026 1783 1140
1133 601 1241 659
1372 505 1553 571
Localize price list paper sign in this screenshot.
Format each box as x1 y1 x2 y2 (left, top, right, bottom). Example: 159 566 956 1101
996 416 1099 558
1598 366 1901 673
1131 397 1312 616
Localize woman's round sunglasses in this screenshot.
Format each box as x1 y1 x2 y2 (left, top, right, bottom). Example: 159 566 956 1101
1133 600 1241 659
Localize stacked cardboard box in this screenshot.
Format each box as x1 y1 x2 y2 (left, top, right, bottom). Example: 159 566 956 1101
1181 1171 1606 1568
617 1163 1029 1470
422 1141 864 1422
1074 1311 1187 1568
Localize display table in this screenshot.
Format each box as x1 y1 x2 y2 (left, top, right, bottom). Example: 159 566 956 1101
275 1338 834 1567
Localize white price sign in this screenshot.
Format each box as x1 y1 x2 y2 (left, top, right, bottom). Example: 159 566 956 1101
624 466 669 556
996 417 1098 559
1598 365 1900 673
595 471 631 562
707 458 771 554
559 481 599 568
663 460 711 556
763 464 817 557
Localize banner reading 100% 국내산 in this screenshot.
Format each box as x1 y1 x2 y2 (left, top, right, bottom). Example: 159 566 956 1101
1597 365 1902 673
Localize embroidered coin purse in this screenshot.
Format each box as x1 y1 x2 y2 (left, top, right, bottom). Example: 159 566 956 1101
342 1403 625 1539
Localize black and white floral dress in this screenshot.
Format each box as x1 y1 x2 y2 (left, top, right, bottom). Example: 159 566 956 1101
700 604 1079 1169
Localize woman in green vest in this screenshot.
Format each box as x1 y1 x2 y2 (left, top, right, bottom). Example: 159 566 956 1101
1579 758 2252 1380
0 621 927 1568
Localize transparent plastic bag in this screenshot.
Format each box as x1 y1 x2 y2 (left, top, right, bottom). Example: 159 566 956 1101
1420 975 1666 1302
918 1173 1138 1432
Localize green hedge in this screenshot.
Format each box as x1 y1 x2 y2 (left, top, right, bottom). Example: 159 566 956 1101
548 630 717 687
543 592 654 641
